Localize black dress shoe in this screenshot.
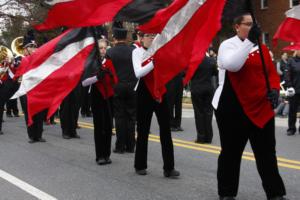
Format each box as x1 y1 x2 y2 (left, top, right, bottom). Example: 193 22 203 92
97 158 112 165
14 114 20 117
219 197 236 200
176 127 184 131
62 134 71 139
135 169 147 175
71 134 80 139
125 148 135 153
0 131 3 135
163 169 180 178
195 139 206 144
125 148 134 153
195 139 212 144
28 139 38 143
287 130 295 136
37 138 46 142
6 113 13 118
269 196 289 200
113 149 124 154
170 127 178 132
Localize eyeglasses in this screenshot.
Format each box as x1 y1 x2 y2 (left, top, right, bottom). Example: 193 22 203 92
144 34 156 38
240 22 253 27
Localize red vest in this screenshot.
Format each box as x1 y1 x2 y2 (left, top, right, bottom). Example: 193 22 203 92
228 45 280 128
95 59 118 99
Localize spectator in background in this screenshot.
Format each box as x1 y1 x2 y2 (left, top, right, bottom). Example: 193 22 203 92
191 52 218 144
285 50 300 136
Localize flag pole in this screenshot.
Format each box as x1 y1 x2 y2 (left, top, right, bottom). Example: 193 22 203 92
246 0 271 92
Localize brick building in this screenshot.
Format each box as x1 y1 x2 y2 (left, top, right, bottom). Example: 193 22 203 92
253 0 299 59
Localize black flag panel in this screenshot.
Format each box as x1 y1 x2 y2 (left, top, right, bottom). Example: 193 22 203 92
114 0 169 24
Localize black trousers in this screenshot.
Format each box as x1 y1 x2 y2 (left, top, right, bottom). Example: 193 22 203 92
166 80 183 128
215 78 286 199
20 95 45 140
288 93 300 132
59 87 80 137
91 85 112 160
191 87 214 142
0 104 3 131
134 81 175 171
81 85 91 116
113 83 136 151
6 99 19 116
0 84 4 131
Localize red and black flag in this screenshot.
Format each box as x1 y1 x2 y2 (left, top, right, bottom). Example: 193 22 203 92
137 0 227 99
36 0 170 31
114 0 169 24
12 27 99 125
35 0 132 30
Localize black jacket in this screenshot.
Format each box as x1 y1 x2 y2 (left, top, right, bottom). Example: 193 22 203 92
106 43 137 85
190 56 218 93
285 56 300 94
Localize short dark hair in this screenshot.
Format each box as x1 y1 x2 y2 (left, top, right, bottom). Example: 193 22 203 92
233 12 251 25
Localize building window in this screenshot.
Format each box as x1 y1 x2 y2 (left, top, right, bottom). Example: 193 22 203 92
261 0 268 9
262 32 270 46
290 0 299 8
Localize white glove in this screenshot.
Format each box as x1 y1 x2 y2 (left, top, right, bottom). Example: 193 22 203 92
285 87 295 97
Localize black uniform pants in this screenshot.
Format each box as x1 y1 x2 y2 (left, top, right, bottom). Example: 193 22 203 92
6 99 19 116
91 86 112 160
288 93 300 132
59 88 80 137
167 81 183 128
191 87 214 142
0 84 4 131
134 81 174 171
20 95 45 140
215 79 286 199
0 79 19 131
113 83 136 151
0 104 3 131
81 85 91 116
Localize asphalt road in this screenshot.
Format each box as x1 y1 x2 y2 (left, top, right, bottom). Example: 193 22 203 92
0 108 299 200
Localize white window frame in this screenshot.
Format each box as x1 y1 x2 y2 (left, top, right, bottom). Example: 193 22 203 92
261 0 268 9
290 0 299 8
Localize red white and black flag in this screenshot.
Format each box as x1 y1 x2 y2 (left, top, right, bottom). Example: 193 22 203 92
12 27 99 125
36 0 169 31
138 0 227 99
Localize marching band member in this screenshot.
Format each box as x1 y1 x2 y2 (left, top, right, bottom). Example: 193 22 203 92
82 39 118 165
19 32 47 143
107 26 137 154
132 32 180 178
0 48 16 135
212 13 287 200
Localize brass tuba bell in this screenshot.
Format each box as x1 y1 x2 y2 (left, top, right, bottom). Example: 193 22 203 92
0 45 13 79
11 36 25 57
0 45 13 63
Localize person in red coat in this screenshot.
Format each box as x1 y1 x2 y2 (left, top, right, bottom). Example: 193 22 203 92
82 39 118 165
212 13 288 200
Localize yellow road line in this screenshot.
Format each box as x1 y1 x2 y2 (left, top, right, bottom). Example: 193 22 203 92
77 122 300 170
